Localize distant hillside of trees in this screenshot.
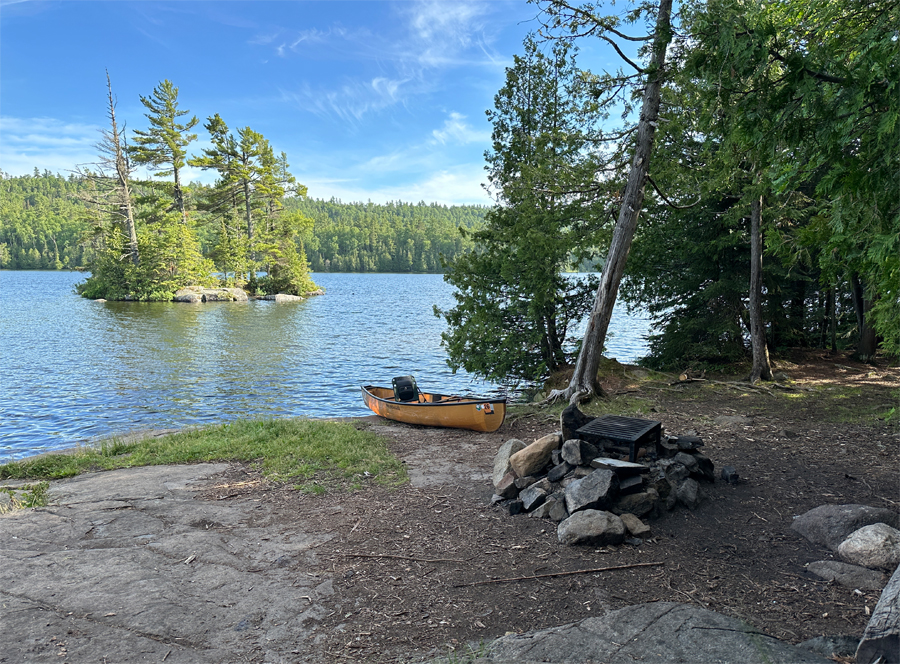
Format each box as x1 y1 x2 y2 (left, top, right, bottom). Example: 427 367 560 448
0 170 484 273
288 198 485 273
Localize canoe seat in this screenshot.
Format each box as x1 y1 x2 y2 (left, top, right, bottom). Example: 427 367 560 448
392 375 419 402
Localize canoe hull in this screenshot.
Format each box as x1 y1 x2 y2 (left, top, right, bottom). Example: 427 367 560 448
361 385 506 433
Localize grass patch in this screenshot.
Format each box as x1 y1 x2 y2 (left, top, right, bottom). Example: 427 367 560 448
0 419 408 492
0 482 50 513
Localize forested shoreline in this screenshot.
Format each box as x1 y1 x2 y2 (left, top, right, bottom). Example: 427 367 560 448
0 170 484 274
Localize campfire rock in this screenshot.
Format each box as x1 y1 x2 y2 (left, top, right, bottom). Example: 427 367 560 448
548 495 569 522
515 476 538 489
494 471 518 499
620 512 651 538
509 432 562 477
547 461 574 483
673 451 699 474
661 459 690 485
674 434 704 450
561 438 600 466
557 509 625 546
492 439 527 487
676 478 703 510
564 469 619 514
837 523 900 571
612 488 659 519
791 504 900 552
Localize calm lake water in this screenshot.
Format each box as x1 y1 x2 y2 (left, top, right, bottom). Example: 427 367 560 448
0 270 650 461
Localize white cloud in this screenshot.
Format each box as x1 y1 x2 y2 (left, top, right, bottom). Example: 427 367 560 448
431 112 490 145
0 116 101 175
297 163 491 207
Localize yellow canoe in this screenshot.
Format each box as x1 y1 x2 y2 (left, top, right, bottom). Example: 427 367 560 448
361 385 507 432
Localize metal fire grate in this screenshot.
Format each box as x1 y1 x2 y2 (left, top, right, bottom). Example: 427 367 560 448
576 415 662 463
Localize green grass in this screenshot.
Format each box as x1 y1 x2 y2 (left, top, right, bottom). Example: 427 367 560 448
0 482 50 512
0 419 408 491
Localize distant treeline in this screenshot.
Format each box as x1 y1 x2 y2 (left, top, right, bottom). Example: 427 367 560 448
0 170 485 273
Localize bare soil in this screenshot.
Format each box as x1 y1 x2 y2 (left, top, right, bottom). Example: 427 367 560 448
199 351 899 663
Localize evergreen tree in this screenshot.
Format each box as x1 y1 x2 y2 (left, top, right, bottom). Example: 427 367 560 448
438 37 603 384
128 79 198 225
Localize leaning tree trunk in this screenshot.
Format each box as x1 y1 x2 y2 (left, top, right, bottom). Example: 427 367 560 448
546 0 673 405
749 195 772 383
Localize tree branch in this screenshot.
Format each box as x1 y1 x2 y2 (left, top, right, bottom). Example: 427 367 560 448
647 175 702 210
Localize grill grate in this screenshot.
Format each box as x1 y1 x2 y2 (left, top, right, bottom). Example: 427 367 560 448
576 415 662 463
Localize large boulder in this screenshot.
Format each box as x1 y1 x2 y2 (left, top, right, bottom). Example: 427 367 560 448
480 602 833 663
173 287 249 302
838 523 900 571
509 432 562 478
792 504 900 551
557 509 625 546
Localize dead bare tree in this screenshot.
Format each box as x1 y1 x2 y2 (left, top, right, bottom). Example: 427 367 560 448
75 71 140 267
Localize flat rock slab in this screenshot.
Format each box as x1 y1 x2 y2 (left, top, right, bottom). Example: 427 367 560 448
480 602 833 664
0 464 335 664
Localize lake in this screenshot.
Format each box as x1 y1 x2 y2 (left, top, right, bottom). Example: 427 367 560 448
0 270 650 461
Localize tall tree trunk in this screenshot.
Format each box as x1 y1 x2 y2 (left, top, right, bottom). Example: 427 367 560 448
828 286 837 353
850 273 878 361
173 166 187 225
548 0 673 404
749 195 772 383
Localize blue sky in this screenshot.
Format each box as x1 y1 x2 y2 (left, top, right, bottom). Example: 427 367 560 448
0 1 622 205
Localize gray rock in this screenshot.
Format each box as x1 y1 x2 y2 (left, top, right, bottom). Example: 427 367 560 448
611 488 659 519
557 509 625 546
798 635 861 659
172 292 202 303
838 523 900 570
482 602 833 663
673 452 699 473
520 485 548 511
792 504 900 551
529 501 554 519
548 461 574 483
807 560 887 591
492 439 527 487
721 466 740 484
561 439 600 467
620 513 651 538
663 461 690 486
548 495 569 522
564 469 619 515
494 471 518 499
515 476 538 489
674 435 703 450
690 452 716 481
261 293 303 302
676 478 702 510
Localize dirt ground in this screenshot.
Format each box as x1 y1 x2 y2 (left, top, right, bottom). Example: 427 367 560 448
198 351 899 663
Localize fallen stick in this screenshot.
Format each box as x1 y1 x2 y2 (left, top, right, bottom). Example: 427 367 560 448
336 552 469 564
453 561 664 587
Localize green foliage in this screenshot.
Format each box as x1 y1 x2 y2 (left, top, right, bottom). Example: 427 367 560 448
438 37 607 384
0 419 408 492
289 197 486 273
0 171 93 269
